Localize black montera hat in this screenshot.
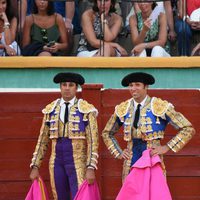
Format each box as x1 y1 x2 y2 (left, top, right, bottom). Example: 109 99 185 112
121 72 155 87
53 72 85 85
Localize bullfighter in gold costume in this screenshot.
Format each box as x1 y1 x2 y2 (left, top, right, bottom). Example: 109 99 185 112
29 72 99 200
102 72 195 181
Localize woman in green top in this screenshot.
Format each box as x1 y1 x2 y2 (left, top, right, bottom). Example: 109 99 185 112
22 0 68 56
129 2 170 57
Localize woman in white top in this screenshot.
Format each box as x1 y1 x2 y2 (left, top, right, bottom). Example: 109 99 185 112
129 2 170 57
0 0 20 56
77 0 127 57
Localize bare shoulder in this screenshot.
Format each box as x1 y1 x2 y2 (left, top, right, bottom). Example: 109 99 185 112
158 12 166 21
82 9 95 25
111 13 122 22
82 9 94 19
129 14 137 24
24 15 34 26
55 13 65 24
55 13 64 21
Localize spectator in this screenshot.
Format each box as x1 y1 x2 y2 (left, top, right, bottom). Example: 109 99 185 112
0 0 20 56
129 2 170 57
20 0 79 33
163 1 177 42
175 0 200 56
77 0 127 57
22 0 68 56
125 2 176 42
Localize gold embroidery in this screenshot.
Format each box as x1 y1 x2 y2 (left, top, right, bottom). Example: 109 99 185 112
140 108 147 117
141 125 147 133
144 131 164 140
140 117 146 124
146 117 152 124
151 97 169 117
68 131 86 139
71 139 87 187
115 99 131 118
49 140 58 200
69 115 80 122
147 125 153 132
42 99 60 114
78 99 97 115
83 114 88 121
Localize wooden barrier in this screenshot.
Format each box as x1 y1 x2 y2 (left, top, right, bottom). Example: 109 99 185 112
0 57 200 68
0 86 199 200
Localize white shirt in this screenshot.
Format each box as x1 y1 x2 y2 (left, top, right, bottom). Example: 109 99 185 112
59 97 76 123
133 96 147 111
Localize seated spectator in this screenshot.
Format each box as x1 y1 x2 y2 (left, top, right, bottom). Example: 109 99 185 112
22 0 68 56
129 2 170 57
175 0 200 56
126 2 176 42
0 0 20 56
77 0 127 57
191 42 200 56
20 0 77 33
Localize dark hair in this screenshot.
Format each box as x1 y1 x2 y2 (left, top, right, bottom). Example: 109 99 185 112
92 0 116 13
152 2 157 10
5 0 16 22
32 0 55 16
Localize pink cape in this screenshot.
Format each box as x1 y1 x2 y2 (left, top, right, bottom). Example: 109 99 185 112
25 177 49 200
74 180 101 200
116 149 172 200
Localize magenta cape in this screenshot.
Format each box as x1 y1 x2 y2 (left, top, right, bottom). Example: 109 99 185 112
74 180 101 200
25 177 49 200
116 149 172 200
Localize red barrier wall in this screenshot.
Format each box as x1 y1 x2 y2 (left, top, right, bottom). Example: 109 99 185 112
0 86 199 200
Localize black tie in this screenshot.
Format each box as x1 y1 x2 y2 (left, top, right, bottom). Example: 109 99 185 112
133 104 141 129
64 102 70 124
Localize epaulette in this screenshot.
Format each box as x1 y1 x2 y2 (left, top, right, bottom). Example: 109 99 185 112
115 98 131 118
78 99 98 116
42 99 60 114
151 97 171 117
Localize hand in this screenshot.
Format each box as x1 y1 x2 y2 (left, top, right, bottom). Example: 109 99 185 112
43 43 59 53
65 18 73 30
119 148 132 160
85 168 95 184
100 13 108 24
190 21 200 30
131 43 146 56
30 167 40 181
168 30 176 42
5 45 16 56
0 12 7 21
110 43 128 56
143 18 152 32
151 144 170 156
116 46 128 56
100 13 105 23
48 43 59 53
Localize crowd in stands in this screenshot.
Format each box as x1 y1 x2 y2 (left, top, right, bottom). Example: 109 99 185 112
0 0 199 57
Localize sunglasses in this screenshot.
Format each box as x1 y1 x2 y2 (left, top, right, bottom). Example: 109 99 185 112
41 28 49 43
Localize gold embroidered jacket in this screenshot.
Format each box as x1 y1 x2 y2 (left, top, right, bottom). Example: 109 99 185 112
102 96 195 158
31 98 99 169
